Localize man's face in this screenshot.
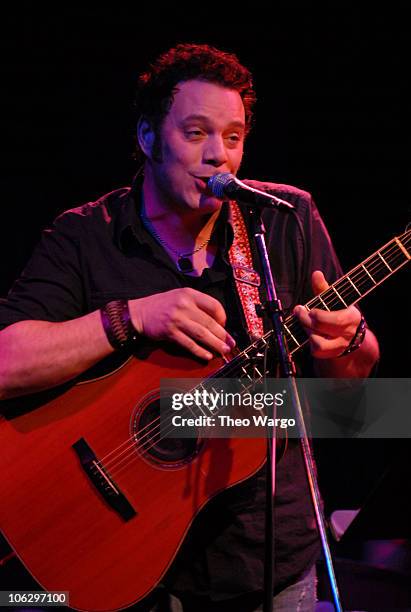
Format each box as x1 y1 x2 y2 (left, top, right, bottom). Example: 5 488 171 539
146 79 246 215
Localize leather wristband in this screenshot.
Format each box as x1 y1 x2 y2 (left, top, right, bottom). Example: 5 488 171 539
340 314 367 357
100 300 138 351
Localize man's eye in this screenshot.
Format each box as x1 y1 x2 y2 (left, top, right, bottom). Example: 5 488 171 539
226 134 241 144
186 130 204 138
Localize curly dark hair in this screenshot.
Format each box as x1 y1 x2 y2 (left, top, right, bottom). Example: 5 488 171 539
134 43 256 162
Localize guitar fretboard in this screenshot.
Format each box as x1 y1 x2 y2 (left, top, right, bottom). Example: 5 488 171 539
282 228 411 354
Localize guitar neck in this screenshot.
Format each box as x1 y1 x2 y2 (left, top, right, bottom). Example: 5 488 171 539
282 228 411 354
207 227 411 386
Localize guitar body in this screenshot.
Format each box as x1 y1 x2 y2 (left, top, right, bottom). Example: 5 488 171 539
0 348 266 611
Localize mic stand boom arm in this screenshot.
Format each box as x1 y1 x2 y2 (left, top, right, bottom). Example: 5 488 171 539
246 206 343 612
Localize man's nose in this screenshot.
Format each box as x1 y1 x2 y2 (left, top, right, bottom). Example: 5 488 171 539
203 136 228 167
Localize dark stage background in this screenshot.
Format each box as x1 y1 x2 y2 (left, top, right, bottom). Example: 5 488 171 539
1 8 410 531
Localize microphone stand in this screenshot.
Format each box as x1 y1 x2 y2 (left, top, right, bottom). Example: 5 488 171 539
246 207 343 612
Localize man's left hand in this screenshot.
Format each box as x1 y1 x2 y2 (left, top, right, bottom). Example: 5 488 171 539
293 270 362 359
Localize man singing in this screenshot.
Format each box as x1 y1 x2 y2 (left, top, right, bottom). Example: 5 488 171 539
0 43 379 611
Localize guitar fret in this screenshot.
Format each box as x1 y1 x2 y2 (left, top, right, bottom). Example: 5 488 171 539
187 383 201 416
346 275 362 296
367 254 393 283
283 323 300 348
348 266 373 294
361 264 376 284
242 349 251 361
318 295 330 311
377 251 393 272
196 390 208 416
241 366 253 381
330 285 347 307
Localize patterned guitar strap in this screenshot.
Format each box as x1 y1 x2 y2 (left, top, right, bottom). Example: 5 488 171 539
228 201 264 340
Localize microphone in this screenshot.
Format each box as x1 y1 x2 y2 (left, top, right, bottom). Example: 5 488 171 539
207 173 294 211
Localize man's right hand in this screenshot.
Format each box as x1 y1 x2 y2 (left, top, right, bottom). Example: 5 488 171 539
129 288 236 361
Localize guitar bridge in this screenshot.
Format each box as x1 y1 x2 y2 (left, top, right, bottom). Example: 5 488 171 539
72 437 137 521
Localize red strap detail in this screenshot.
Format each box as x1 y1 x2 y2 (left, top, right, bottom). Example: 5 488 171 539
228 202 264 339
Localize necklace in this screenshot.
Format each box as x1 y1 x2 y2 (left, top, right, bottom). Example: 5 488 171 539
140 210 211 273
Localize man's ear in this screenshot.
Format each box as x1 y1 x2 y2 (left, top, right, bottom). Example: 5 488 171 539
137 117 155 158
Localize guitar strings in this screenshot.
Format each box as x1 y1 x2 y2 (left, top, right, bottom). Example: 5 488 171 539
101 347 269 475
109 372 264 479
101 356 256 473
96 350 253 468
96 234 411 477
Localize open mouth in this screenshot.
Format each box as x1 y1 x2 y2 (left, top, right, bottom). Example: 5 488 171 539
195 176 217 191
193 176 212 192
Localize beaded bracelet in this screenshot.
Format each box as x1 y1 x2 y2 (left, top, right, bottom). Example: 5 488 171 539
100 300 138 351
340 314 367 357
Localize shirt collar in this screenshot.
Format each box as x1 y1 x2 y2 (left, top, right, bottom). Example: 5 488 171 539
115 170 234 255
114 171 150 252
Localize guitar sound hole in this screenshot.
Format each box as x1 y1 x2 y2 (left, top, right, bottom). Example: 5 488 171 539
133 397 202 468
